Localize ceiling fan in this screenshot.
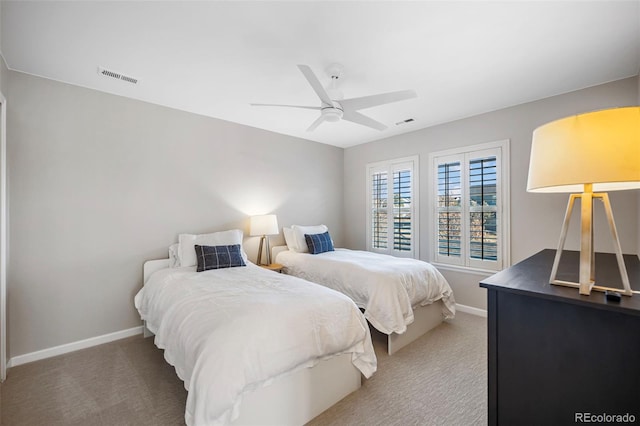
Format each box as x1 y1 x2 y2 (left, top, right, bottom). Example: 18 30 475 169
251 64 417 132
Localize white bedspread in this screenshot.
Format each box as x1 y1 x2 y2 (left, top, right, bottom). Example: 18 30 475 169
134 263 376 426
276 249 456 335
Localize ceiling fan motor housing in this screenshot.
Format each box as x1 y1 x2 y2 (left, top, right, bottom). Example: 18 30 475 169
322 103 344 122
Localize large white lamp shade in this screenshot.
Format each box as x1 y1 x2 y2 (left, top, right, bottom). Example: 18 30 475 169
526 106 640 296
528 106 640 193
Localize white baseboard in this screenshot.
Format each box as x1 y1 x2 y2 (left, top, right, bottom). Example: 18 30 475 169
7 326 143 368
455 303 487 318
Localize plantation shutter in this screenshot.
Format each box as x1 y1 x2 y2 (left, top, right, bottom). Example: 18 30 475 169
469 156 498 262
392 167 412 252
436 158 463 265
367 157 418 258
371 171 388 250
432 144 505 271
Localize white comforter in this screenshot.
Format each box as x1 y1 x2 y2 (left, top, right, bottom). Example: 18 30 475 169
276 249 456 335
134 263 376 426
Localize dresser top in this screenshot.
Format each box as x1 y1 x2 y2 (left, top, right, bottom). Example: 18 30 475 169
480 249 640 315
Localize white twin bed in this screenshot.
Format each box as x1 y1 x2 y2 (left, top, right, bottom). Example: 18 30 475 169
276 225 456 354
134 229 377 426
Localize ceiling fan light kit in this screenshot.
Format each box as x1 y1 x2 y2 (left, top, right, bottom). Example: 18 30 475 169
251 64 417 132
322 105 343 122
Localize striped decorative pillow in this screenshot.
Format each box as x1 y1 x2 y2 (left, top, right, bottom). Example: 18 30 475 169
304 232 335 255
194 244 246 272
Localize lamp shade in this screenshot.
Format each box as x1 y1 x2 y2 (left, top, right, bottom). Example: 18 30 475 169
527 106 640 193
250 214 279 236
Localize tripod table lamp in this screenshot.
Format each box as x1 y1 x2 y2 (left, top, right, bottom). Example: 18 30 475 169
250 214 279 266
526 106 640 296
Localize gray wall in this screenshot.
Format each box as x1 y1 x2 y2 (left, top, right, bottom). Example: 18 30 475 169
0 59 6 95
0 53 6 96
343 76 639 310
4 68 639 358
6 70 344 358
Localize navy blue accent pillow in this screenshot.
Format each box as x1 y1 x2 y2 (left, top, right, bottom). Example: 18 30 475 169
304 232 335 255
194 244 246 272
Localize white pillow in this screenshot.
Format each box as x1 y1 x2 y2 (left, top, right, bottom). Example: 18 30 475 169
282 227 297 251
291 224 328 253
178 229 247 267
168 243 180 268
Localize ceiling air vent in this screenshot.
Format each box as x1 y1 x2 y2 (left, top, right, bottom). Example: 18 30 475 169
97 66 139 85
395 118 415 126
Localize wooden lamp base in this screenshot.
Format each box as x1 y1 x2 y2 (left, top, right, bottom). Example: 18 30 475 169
549 185 636 296
256 235 271 266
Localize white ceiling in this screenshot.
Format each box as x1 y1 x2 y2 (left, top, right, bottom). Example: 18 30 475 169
2 1 639 148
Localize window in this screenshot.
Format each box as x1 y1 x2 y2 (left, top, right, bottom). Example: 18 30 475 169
367 156 418 258
430 141 509 271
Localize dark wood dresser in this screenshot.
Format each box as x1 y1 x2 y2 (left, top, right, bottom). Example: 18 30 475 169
480 249 640 426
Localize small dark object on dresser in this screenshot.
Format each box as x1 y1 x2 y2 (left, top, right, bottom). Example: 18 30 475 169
605 290 622 302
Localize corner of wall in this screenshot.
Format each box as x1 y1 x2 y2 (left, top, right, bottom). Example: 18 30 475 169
0 54 7 96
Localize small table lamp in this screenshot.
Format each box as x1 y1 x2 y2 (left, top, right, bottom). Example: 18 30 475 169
250 214 279 266
527 106 640 296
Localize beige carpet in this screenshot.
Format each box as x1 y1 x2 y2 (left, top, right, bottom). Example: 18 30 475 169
0 312 486 425
309 312 487 426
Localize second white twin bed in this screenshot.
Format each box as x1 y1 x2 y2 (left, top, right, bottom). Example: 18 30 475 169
276 224 456 354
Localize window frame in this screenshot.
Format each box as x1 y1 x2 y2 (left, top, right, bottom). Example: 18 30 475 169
366 155 419 259
429 140 510 272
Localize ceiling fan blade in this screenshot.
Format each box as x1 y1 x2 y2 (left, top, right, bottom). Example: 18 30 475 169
343 110 387 131
306 115 326 132
297 65 334 106
341 89 417 111
250 103 321 110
